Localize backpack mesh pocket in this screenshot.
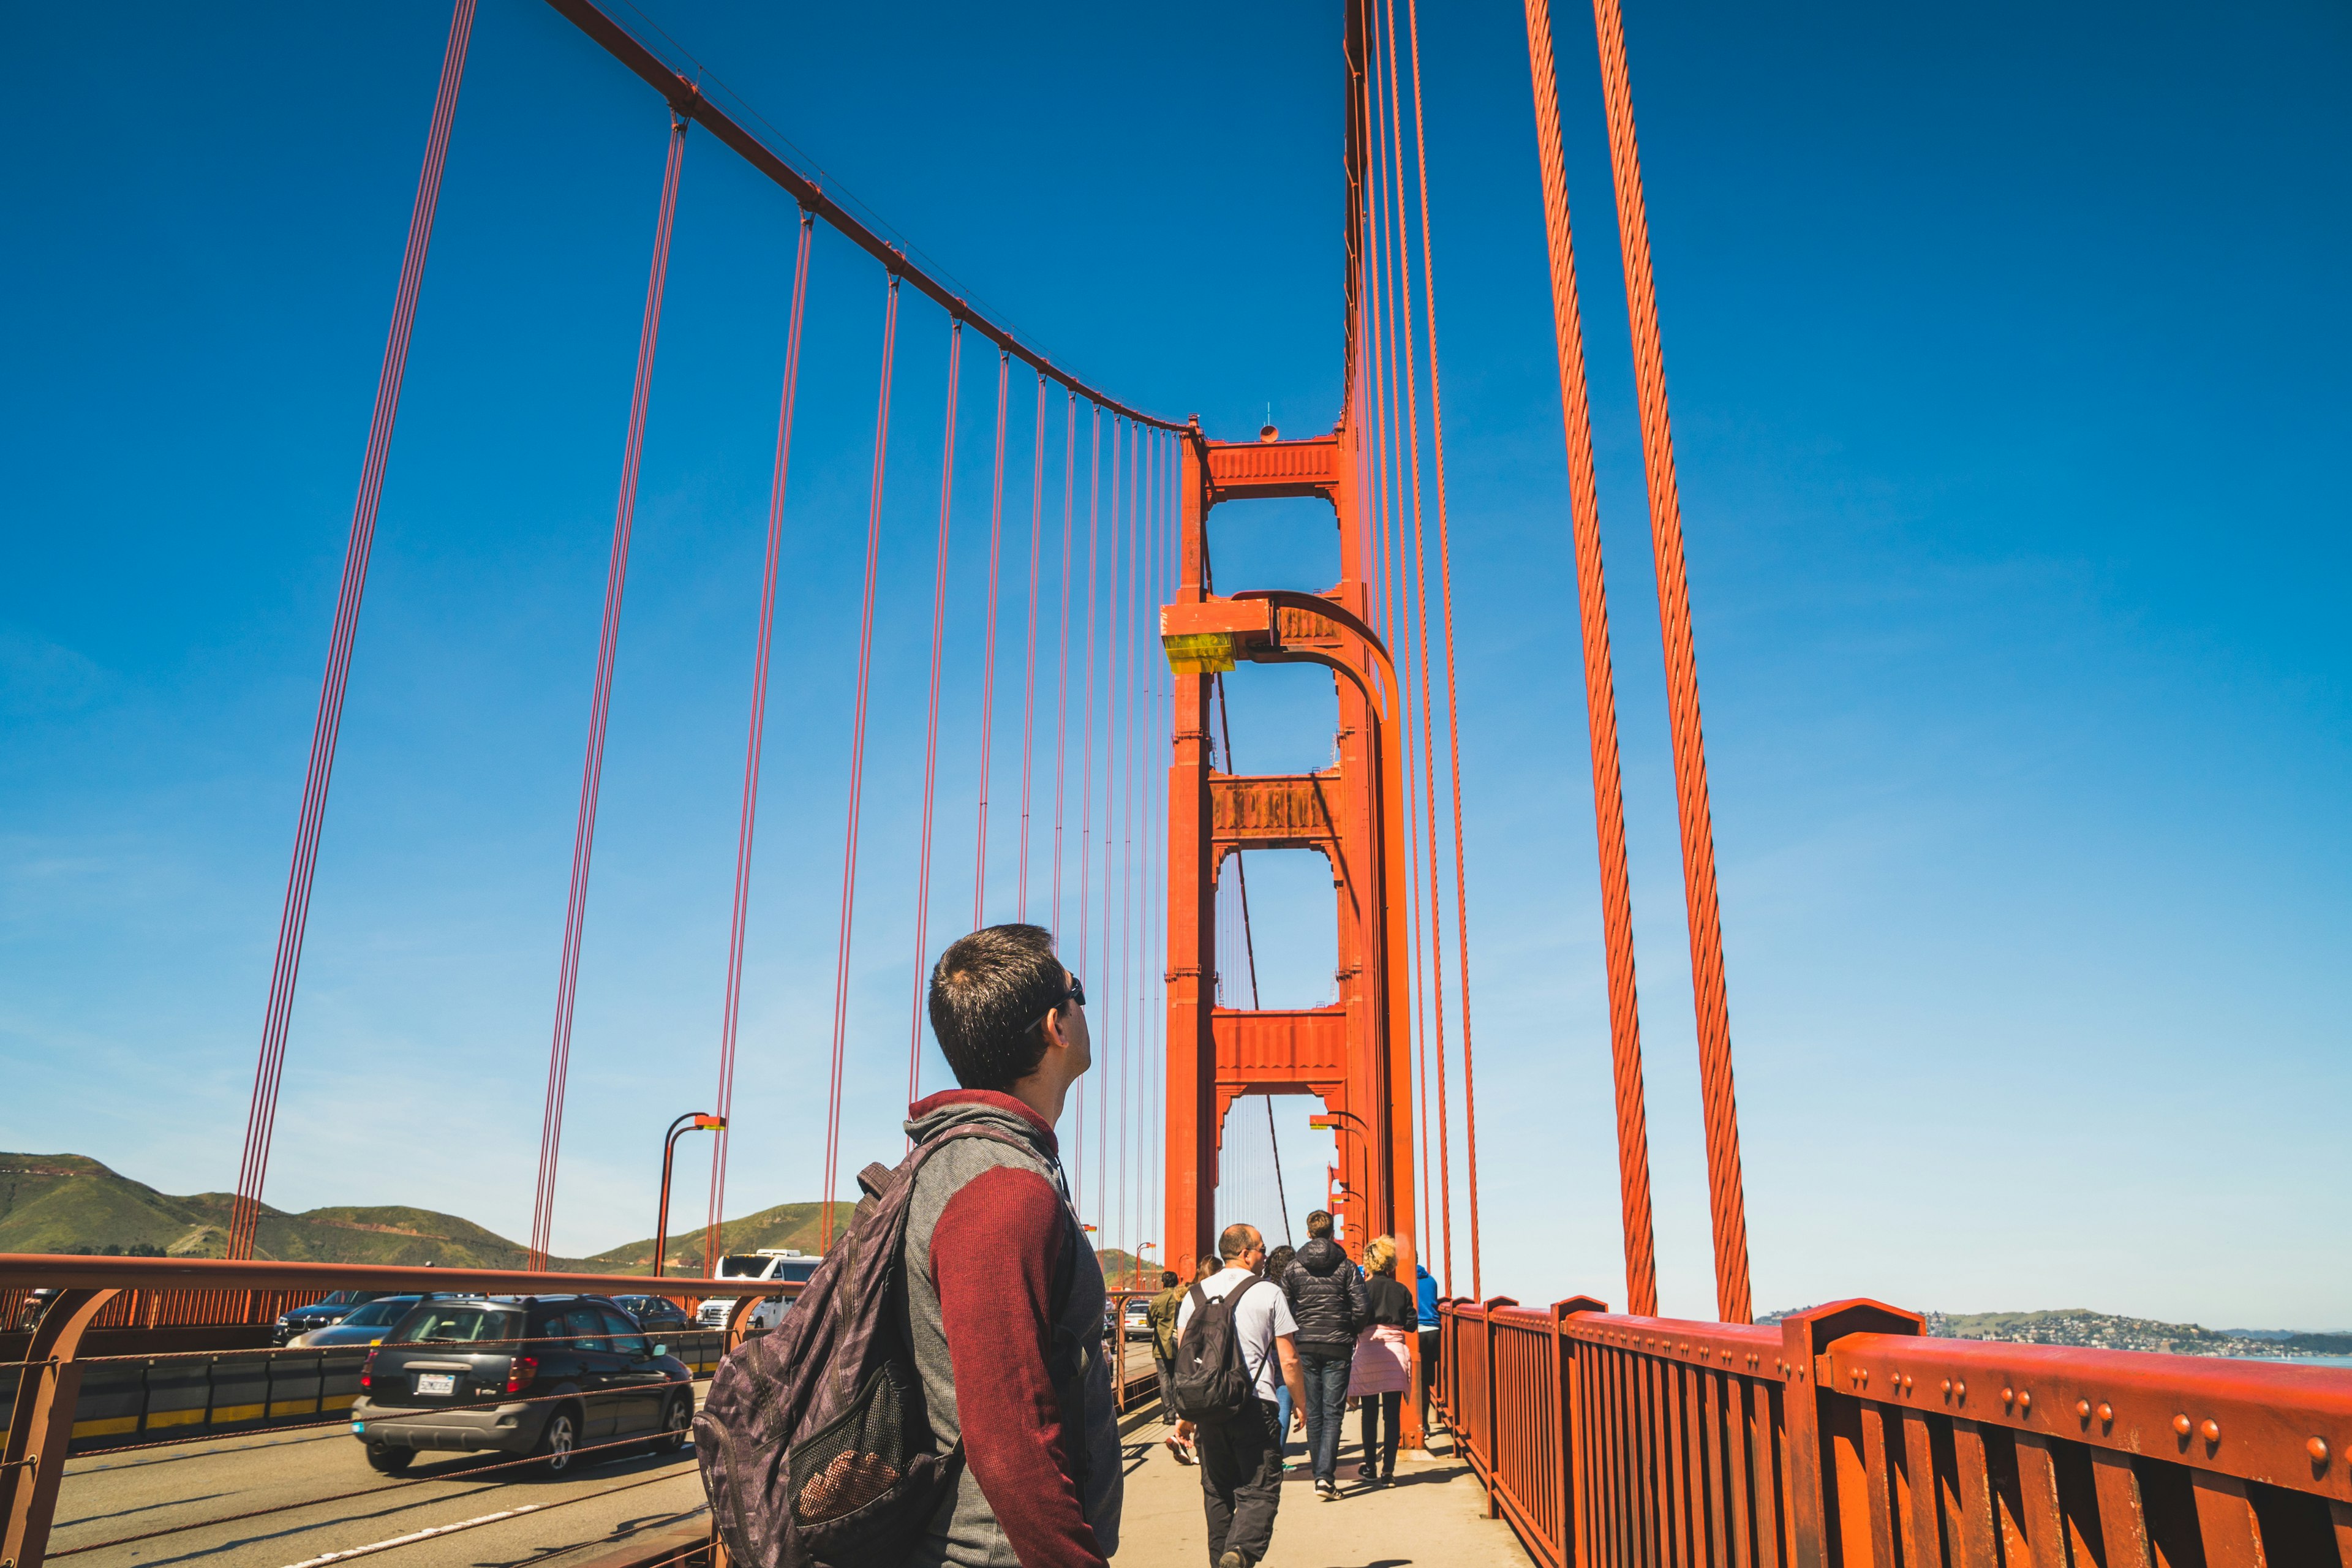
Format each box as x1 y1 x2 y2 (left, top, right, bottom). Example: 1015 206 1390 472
789 1360 916 1527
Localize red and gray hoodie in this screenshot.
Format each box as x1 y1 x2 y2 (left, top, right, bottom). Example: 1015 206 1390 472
899 1090 1121 1568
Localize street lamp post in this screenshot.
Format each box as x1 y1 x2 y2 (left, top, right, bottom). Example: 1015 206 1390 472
653 1112 726 1286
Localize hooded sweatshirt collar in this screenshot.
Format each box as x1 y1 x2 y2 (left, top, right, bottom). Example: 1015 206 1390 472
904 1088 1060 1154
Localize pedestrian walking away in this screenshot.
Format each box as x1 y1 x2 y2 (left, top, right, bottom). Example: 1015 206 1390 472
902 925 1123 1567
1414 1259 1442 1435
1260 1244 1298 1468
1147 1269 1184 1424
1171 1224 1309 1568
1278 1209 1366 1498
1349 1235 1415 1486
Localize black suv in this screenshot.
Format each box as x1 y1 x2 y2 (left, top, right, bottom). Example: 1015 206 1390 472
349 1295 693 1474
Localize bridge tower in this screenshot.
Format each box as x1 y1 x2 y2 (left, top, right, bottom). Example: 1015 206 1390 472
1160 421 1419 1329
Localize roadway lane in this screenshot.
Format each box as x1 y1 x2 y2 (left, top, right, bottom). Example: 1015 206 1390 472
51 1341 1164 1568
50 1399 709 1568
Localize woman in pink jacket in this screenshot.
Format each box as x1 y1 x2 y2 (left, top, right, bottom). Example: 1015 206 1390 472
1346 1234 1416 1485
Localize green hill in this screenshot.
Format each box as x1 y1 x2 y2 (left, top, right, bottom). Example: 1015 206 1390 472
2 1153 1167 1292
0 1153 587 1268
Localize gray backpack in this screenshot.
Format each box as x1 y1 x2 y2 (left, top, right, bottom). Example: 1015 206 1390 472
695 1125 1053 1568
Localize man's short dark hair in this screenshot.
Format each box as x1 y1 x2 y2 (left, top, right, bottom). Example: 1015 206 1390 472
1305 1210 1334 1239
927 924 1068 1091
1160 1270 1178 1289
1218 1223 1261 1262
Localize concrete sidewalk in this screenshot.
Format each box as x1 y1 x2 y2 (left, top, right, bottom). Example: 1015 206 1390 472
1107 1411 1534 1568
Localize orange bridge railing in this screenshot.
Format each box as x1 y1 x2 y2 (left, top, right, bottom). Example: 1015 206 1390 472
1439 1295 2352 1566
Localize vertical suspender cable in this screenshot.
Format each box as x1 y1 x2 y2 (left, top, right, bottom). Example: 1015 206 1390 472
1016 374 1047 921
1588 0 1751 1322
1092 420 1121 1240
705 209 813 1276
229 0 477 1261
1518 0 1658 1315
821 277 901 1255
1051 395 1078 938
972 351 1011 927
908 323 965 1109
1377 0 1457 1294
530 110 688 1270
1073 409 1101 1204
1400 0 1488 1299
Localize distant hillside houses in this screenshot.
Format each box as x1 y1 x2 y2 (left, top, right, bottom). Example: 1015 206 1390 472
1757 1304 2352 1360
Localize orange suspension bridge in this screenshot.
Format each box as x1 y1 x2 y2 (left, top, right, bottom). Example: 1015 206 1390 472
7 3 2350 1567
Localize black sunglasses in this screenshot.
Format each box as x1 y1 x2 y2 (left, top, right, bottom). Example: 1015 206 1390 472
1031 974 1085 1033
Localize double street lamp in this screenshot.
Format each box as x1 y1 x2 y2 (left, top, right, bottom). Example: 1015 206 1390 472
652 1112 727 1284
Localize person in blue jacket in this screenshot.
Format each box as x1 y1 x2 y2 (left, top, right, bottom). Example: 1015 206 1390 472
1414 1262 1442 1434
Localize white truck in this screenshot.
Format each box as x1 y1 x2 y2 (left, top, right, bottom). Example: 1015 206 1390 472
698 1248 820 1333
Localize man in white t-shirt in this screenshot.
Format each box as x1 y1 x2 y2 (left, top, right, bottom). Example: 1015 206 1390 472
1172 1224 1309 1568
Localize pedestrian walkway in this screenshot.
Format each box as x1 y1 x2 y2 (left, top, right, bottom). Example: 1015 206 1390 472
1109 1414 1534 1568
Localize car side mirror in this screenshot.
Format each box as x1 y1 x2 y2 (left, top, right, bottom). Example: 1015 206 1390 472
652 1344 666 1359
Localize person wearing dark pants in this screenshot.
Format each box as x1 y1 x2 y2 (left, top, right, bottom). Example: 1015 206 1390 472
1414 1261 1442 1434
1349 1235 1416 1485
1147 1269 1185 1423
1193 1399 1285 1567
1173 1224 1307 1568
1278 1209 1366 1499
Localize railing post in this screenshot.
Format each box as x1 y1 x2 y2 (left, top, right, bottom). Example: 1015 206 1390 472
1779 1298 1921 1567
1551 1297 1607 1568
1481 1295 1517 1518
1 1287 119 1568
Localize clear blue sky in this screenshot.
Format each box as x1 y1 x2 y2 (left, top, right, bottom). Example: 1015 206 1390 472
3 1 2345 1327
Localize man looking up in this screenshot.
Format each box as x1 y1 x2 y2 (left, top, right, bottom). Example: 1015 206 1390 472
1172 1224 1308 1568
904 924 1121 1568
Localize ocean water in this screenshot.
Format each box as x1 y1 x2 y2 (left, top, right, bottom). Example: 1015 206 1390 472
2245 1352 2352 1368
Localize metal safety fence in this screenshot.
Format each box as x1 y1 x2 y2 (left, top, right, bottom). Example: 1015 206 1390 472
1439 1295 2352 1567
0 1254 789 1568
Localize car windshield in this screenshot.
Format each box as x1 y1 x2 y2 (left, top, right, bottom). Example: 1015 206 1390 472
337 1297 416 1328
718 1256 772 1278
387 1305 521 1346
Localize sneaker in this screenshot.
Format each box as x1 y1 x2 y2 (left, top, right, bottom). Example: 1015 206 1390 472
1166 1434 1196 1466
1217 1552 1253 1568
1355 1461 1376 1480
1317 1479 1338 1501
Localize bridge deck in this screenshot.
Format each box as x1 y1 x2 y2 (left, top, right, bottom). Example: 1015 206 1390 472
1112 1411 1533 1568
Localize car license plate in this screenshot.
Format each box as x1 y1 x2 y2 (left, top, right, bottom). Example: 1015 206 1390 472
414 1373 456 1396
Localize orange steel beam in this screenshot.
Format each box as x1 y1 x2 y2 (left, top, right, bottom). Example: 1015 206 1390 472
540 0 1182 433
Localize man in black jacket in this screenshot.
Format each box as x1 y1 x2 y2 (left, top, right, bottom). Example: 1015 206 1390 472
1276 1210 1366 1498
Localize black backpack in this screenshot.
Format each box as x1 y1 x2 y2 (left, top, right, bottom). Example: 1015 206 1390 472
694 1124 1046 1568
1169 1276 1268 1424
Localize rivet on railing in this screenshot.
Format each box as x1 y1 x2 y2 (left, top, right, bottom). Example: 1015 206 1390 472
2097 1403 2113 1425
2018 1392 2033 1414
1942 1378 1953 1397
1902 1374 1913 1392
2201 1419 2220 1444
2173 1414 2193 1438
1955 1381 1966 1400
2309 1437 2329 1465
2002 1387 2016 1406
2077 1400 2092 1421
